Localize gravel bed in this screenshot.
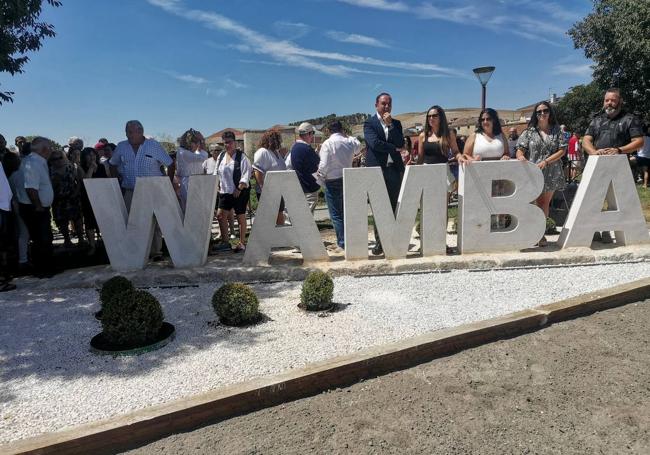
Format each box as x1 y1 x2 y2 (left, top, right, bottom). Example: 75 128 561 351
1 262 649 444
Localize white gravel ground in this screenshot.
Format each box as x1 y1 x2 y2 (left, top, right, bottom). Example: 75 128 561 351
1 262 649 444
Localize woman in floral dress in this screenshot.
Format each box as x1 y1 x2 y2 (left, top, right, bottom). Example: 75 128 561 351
515 101 567 246
49 149 84 248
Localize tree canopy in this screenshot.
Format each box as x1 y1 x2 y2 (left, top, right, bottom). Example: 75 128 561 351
555 82 603 134
0 0 62 105
568 0 650 123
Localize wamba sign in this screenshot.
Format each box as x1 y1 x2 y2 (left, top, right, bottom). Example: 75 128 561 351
85 156 649 271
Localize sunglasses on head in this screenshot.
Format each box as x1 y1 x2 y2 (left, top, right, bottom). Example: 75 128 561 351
536 108 550 116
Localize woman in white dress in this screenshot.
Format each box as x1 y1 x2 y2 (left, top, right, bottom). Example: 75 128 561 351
176 129 208 213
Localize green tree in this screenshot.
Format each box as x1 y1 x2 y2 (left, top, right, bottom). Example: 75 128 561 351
568 0 650 123
556 82 603 134
155 133 177 153
0 0 62 105
24 134 62 151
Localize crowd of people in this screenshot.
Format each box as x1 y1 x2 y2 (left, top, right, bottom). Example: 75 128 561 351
0 87 648 291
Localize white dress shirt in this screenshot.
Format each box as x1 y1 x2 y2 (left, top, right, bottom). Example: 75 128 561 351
16 152 54 207
214 151 252 194
377 112 394 164
317 133 361 181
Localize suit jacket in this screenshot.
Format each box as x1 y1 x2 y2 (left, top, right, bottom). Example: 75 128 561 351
363 114 405 173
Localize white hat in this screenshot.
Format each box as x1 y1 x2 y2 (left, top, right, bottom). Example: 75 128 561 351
297 122 316 134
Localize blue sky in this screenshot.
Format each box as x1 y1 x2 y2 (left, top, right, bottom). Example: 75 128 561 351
0 0 593 146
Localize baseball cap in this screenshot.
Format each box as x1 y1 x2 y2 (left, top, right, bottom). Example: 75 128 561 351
298 122 316 134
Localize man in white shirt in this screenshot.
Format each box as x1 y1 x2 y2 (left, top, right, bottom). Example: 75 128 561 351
317 120 361 251
15 137 57 277
203 144 221 176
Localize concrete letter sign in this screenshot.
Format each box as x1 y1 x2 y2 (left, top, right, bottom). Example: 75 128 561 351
243 171 327 265
458 160 545 253
558 155 650 247
85 175 218 270
343 166 447 260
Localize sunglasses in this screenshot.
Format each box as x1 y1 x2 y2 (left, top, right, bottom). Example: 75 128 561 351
536 108 550 116
427 113 439 119
224 140 234 145
480 117 492 122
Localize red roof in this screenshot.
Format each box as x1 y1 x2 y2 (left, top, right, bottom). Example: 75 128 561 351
205 128 244 142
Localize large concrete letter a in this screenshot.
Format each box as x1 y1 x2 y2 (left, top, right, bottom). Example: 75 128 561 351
558 155 649 247
85 175 218 271
243 171 327 265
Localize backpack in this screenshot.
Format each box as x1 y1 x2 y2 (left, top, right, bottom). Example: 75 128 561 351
217 149 243 186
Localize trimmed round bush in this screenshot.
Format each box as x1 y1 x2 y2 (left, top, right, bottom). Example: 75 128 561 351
101 289 164 347
99 275 134 307
300 271 334 311
212 283 260 326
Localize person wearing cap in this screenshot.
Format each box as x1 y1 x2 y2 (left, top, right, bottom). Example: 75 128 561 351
317 120 361 252
95 141 113 176
363 92 405 256
286 122 321 213
203 143 222 176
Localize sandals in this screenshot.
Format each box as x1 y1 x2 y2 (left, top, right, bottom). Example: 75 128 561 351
232 243 246 253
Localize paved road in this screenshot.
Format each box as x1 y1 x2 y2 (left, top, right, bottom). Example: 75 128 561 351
126 300 650 455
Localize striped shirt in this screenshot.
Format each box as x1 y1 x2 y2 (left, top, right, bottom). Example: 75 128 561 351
109 139 173 189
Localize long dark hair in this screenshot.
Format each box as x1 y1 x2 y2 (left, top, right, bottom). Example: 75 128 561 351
476 108 503 135
424 105 452 153
527 101 558 130
80 147 99 172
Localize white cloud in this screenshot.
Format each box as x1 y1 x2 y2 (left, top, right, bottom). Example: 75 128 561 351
553 63 592 77
337 0 409 12
273 21 312 39
337 0 574 46
206 87 228 97
225 77 248 88
147 0 464 78
162 70 210 84
325 30 390 48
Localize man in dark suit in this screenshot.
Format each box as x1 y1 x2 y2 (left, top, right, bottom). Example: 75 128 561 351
364 92 405 255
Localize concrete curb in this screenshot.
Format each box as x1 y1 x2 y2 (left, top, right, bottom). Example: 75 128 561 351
3 277 649 455
16 244 650 290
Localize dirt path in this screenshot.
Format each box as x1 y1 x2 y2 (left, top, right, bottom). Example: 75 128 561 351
126 300 650 455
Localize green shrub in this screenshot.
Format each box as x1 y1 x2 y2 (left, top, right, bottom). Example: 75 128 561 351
212 283 260 326
300 271 334 311
99 275 134 307
101 289 164 347
545 216 557 235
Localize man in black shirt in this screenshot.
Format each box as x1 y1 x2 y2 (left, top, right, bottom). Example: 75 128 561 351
583 87 644 243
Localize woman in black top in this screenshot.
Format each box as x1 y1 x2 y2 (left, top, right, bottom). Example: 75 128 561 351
417 105 466 165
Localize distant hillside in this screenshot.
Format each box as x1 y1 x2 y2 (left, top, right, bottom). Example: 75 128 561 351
289 113 370 127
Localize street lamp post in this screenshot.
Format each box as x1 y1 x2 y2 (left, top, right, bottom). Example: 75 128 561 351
472 66 495 110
